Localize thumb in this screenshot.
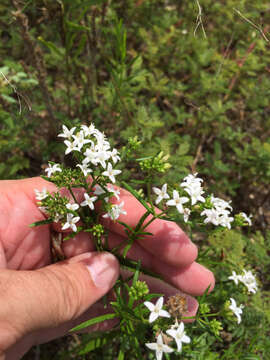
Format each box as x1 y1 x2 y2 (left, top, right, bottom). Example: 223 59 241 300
0 252 119 353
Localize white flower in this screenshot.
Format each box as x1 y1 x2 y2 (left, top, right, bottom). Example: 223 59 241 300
183 208 191 223
181 173 203 185
102 162 121 183
34 188 48 201
183 185 205 205
201 208 234 229
61 213 80 232
58 125 76 139
166 322 191 352
64 140 80 154
93 184 106 196
240 270 258 294
152 184 170 205
95 149 111 168
144 297 171 323
45 163 62 177
180 174 205 205
76 162 92 176
81 123 98 137
83 147 98 165
80 193 98 210
229 298 244 324
103 201 127 220
96 139 111 152
201 208 220 226
72 130 92 150
66 203 79 211
219 213 234 229
106 185 120 201
95 131 108 144
110 148 121 163
210 195 233 212
145 333 173 360
228 271 241 285
240 212 252 226
166 190 189 214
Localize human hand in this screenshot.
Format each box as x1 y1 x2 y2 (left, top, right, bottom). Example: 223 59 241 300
0 177 214 359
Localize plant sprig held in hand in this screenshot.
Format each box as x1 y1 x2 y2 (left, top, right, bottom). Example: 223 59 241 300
31 123 256 360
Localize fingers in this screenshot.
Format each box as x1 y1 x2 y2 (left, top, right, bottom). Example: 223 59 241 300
32 177 197 269
102 188 198 267
61 230 214 296
11 177 57 203
0 252 119 357
106 231 214 296
159 262 215 296
29 178 213 295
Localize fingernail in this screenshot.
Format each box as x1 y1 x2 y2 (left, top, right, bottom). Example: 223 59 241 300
85 253 119 288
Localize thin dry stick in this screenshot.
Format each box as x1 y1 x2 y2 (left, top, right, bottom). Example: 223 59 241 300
234 8 270 43
0 70 32 114
191 133 206 173
194 0 207 39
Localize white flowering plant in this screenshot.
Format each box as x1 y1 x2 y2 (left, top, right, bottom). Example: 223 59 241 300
31 123 262 359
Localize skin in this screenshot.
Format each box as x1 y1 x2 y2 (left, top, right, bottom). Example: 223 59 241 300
0 177 215 359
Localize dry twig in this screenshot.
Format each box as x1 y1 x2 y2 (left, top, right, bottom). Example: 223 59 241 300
194 0 207 39
234 8 270 43
0 70 32 114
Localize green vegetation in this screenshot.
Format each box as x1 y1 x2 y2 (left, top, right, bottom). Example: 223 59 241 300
0 0 269 359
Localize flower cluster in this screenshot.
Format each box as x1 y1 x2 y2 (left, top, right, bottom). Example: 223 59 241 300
201 195 234 229
144 297 191 359
180 173 205 205
227 269 258 324
46 124 122 183
229 298 244 324
229 269 258 294
152 174 252 229
37 124 126 230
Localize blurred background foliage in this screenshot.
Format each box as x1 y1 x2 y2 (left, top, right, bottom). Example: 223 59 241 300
0 0 269 358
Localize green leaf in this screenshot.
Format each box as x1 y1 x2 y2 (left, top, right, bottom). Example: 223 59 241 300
177 141 190 156
78 337 108 354
70 313 117 332
117 220 134 233
118 349 125 360
122 243 132 258
29 219 53 228
65 19 90 32
121 181 154 214
38 36 65 58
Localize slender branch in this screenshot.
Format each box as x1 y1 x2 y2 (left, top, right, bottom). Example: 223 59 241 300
194 0 207 39
0 69 32 114
191 134 206 173
233 8 270 43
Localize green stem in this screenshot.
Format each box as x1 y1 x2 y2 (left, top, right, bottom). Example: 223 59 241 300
68 186 78 203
